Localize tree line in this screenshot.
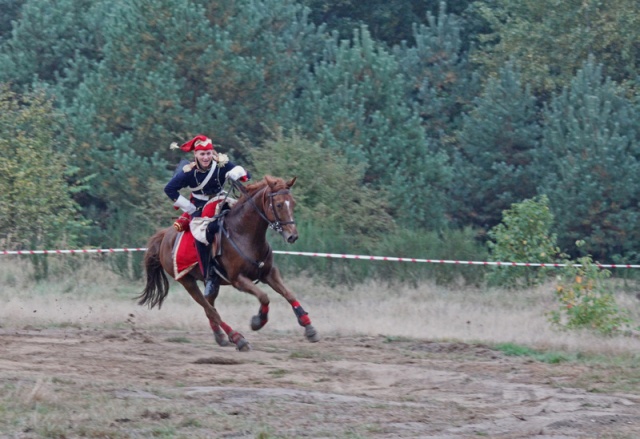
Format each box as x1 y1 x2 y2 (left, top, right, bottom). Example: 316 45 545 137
2 0 640 279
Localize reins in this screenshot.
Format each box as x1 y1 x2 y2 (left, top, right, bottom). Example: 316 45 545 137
213 178 295 276
230 179 295 235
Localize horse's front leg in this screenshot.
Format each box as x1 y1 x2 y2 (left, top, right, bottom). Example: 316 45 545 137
231 274 271 332
262 267 320 343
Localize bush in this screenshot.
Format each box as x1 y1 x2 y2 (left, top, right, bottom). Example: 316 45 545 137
547 242 633 336
487 195 563 288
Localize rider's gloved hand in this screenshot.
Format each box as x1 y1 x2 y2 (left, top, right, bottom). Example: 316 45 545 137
173 194 197 215
227 166 249 182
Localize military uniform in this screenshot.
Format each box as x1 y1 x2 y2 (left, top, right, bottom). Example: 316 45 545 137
164 134 249 296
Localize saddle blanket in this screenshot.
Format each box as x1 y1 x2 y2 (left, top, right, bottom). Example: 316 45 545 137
172 230 199 280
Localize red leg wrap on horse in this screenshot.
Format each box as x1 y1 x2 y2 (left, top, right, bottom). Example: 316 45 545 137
220 321 233 334
228 330 243 344
209 320 221 332
292 302 311 327
260 304 269 315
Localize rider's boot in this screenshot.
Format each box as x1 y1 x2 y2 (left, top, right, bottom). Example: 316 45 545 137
204 267 220 298
203 220 221 298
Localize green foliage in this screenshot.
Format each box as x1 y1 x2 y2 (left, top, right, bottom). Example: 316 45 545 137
471 0 640 95
394 3 480 142
548 242 633 336
374 227 488 286
3 0 640 270
536 57 640 260
0 0 106 95
269 219 377 285
300 0 474 47
251 130 395 250
0 0 25 42
494 343 569 364
487 195 562 287
452 61 540 231
0 86 87 251
290 25 451 229
271 221 488 286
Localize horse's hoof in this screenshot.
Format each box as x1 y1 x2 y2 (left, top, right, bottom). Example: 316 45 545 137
250 315 268 331
229 330 251 352
213 330 230 347
304 325 320 343
236 338 251 352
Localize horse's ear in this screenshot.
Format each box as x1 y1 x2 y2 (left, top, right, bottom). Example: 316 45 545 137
287 176 297 188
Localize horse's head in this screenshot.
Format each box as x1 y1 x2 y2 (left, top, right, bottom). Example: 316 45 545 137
264 175 298 243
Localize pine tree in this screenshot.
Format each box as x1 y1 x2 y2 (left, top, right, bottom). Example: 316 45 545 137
0 0 106 95
536 57 640 260
393 2 480 146
452 62 541 232
287 25 450 229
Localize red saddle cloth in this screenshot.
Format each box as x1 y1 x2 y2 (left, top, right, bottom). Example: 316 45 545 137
173 230 199 280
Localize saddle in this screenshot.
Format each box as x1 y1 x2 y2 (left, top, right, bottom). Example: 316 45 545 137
172 224 223 281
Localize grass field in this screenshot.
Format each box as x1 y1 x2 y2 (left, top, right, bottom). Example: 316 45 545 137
2 257 639 355
1 258 640 438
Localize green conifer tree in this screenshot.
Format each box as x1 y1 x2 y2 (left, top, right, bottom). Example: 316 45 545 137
452 62 541 232
288 25 450 229
0 0 107 95
393 2 480 146
536 57 640 260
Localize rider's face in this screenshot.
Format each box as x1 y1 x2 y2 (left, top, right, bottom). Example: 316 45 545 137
195 150 214 169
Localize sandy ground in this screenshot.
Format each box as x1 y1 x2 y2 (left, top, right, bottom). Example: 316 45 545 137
1 321 639 438
1 259 639 438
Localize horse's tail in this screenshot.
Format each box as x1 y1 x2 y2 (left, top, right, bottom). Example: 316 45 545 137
137 229 170 309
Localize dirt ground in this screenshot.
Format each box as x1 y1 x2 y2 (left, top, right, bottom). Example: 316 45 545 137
1 322 638 439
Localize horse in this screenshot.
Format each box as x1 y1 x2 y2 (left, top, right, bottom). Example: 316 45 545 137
137 175 319 351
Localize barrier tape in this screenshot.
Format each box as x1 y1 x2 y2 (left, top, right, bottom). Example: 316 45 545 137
2 247 639 268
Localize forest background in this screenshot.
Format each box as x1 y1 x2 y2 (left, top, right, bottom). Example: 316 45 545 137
2 0 640 286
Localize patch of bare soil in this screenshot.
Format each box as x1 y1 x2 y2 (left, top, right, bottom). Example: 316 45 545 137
0 325 638 438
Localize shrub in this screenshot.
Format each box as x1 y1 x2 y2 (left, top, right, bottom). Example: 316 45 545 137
547 242 633 336
487 195 563 288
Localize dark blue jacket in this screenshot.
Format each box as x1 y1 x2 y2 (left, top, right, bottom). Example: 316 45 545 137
164 161 248 211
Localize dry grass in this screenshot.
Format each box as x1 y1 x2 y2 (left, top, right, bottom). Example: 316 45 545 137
1 258 640 439
1 258 639 355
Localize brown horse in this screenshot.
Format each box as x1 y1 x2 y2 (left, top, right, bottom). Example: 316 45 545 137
138 175 319 351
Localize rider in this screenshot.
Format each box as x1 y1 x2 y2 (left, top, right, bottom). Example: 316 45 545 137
164 134 249 296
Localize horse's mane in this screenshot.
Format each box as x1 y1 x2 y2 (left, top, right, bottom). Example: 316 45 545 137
232 175 288 209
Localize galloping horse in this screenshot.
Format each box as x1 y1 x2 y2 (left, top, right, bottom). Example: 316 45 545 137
138 175 319 351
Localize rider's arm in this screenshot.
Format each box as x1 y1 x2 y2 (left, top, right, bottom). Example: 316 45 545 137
164 171 196 214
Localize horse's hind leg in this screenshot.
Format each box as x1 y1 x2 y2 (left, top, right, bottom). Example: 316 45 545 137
202 282 229 346
203 283 251 351
180 277 250 351
262 267 320 343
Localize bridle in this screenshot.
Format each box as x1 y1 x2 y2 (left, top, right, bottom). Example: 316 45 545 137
214 179 295 276
230 179 295 235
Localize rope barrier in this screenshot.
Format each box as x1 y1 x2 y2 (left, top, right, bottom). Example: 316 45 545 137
1 247 639 268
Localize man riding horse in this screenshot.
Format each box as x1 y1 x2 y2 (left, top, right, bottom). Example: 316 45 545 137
164 134 249 297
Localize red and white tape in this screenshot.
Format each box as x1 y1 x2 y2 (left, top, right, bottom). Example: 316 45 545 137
1 247 639 268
